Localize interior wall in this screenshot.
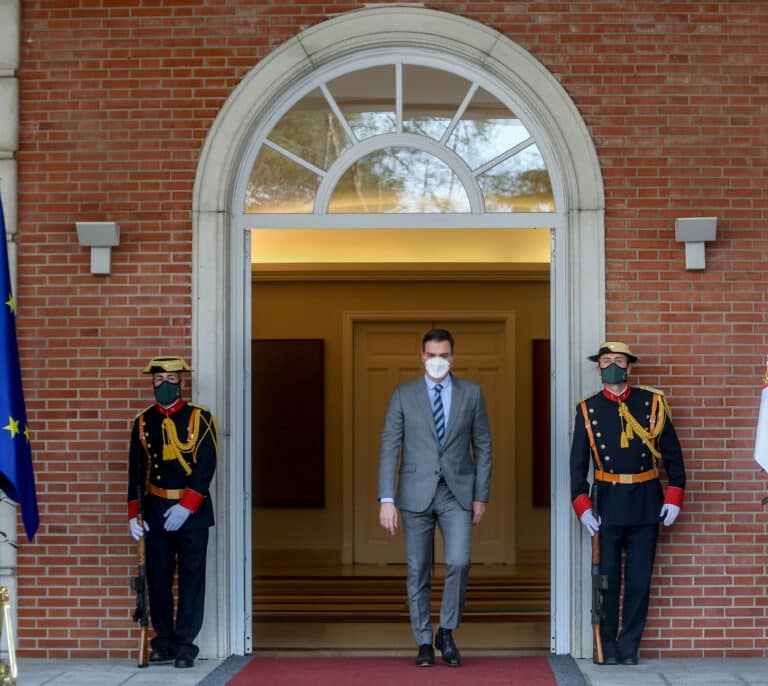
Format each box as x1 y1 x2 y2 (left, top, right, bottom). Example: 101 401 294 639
251 276 550 564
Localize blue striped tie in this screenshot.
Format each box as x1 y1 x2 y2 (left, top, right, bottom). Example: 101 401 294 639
432 383 445 444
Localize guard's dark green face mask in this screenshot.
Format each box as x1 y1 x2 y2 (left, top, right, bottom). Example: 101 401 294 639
600 363 627 385
154 381 181 406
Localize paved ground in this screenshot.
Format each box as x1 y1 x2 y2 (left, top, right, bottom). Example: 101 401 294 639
13 657 224 685
9 656 768 685
577 657 768 686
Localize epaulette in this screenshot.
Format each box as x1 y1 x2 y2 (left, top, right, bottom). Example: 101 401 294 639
636 385 672 420
576 390 601 406
188 402 211 413
133 403 155 419
634 385 664 396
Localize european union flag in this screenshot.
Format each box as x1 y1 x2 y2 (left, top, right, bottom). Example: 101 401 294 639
0 193 39 541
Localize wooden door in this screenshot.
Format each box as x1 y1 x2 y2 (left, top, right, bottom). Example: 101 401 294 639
353 318 514 565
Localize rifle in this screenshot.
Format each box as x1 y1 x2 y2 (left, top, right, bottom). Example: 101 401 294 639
590 482 607 664
131 482 149 668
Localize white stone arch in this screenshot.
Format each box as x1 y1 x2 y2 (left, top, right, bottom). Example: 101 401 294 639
193 6 605 658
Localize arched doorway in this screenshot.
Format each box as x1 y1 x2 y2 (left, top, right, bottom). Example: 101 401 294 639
193 7 604 658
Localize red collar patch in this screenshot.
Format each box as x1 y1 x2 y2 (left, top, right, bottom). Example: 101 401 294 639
155 398 185 416
602 386 631 403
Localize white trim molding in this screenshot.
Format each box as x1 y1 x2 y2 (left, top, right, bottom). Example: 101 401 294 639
193 6 605 658
0 0 20 660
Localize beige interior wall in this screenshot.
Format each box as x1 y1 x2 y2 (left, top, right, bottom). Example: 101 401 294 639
251 276 550 564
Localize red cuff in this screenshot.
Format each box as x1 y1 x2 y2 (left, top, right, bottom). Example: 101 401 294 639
664 486 684 508
572 494 593 519
179 489 205 513
128 500 139 520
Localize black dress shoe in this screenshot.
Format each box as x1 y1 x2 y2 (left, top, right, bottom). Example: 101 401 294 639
174 653 195 669
415 644 435 667
149 649 174 664
619 654 638 665
434 627 461 667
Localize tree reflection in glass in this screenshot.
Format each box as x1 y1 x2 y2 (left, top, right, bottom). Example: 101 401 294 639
247 146 319 214
329 65 396 141
328 148 470 213
244 63 554 214
480 147 554 213
268 88 352 172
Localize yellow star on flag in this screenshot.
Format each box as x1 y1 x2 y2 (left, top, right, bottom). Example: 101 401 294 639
3 416 20 439
4 292 13 314
24 424 30 443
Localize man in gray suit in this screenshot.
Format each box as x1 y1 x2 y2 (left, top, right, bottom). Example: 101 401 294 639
378 328 493 667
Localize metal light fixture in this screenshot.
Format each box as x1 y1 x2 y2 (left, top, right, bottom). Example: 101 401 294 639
75 221 120 275
675 217 717 271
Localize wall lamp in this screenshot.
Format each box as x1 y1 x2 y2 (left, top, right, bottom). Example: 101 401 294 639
75 221 120 275
675 217 717 271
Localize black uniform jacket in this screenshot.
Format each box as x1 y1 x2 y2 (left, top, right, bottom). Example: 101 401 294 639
128 401 217 531
570 386 686 527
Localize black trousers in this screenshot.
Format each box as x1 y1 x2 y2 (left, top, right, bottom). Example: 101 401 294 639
145 526 209 657
599 522 659 659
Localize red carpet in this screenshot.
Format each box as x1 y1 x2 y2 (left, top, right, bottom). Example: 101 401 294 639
226 656 557 685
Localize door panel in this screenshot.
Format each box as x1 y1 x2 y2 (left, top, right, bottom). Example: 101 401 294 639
433 320 513 565
353 321 428 564
353 318 514 565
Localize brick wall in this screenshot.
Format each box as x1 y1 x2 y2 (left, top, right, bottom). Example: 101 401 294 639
15 1 768 658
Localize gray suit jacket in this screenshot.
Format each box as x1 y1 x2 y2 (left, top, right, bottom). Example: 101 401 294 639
378 374 492 512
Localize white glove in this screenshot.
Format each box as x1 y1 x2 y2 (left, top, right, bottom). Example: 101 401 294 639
129 517 149 541
579 509 600 536
163 504 192 531
660 503 680 527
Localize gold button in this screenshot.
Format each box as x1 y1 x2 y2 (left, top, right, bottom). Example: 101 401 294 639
596 432 602 438
600 444 606 449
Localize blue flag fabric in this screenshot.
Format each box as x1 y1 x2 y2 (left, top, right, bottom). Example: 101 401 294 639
0 193 39 541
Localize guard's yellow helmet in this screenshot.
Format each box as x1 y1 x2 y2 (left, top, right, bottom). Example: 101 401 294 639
142 356 191 374
588 342 637 363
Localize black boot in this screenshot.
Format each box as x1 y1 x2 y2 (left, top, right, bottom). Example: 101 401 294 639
434 627 461 667
415 644 435 667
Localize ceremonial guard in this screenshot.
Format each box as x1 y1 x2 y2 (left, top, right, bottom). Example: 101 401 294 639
570 342 686 665
127 356 218 668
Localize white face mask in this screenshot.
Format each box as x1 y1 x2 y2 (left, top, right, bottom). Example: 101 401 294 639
425 356 451 380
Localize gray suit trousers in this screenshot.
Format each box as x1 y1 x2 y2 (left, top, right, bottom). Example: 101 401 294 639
400 481 471 645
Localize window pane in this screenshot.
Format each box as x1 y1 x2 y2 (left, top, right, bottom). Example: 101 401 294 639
479 145 555 212
328 148 470 213
327 66 396 140
402 65 470 140
446 88 531 170
246 145 320 214
267 88 352 171
245 62 556 216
